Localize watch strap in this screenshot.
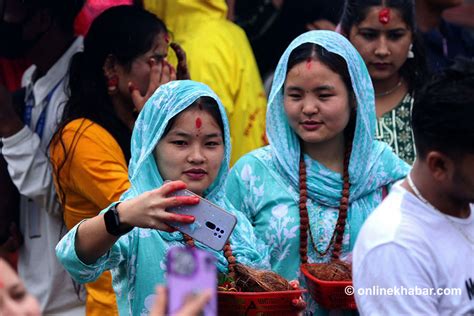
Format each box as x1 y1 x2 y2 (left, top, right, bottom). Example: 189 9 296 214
104 203 133 236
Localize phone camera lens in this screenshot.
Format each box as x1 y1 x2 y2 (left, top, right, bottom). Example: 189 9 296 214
205 221 216 230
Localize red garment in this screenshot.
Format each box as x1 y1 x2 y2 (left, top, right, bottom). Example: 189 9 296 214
0 58 30 92
74 0 134 35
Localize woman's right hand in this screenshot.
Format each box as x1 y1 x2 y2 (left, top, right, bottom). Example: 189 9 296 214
118 180 199 232
130 58 177 112
150 286 211 316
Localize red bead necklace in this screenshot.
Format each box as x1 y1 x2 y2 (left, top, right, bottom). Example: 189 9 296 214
299 144 352 264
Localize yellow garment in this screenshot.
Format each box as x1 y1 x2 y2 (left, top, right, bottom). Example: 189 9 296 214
145 0 268 164
50 118 130 316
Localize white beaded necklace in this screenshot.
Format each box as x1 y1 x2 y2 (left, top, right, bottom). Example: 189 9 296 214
407 173 474 245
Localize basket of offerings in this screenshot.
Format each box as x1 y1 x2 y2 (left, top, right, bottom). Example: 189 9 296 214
181 231 305 315
300 260 356 310
218 262 306 315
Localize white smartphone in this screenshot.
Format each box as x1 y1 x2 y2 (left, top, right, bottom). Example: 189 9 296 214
166 188 237 251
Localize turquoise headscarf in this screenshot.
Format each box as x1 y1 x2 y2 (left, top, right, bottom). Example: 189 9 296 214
124 80 230 202
266 30 410 248
121 79 268 270
55 80 268 316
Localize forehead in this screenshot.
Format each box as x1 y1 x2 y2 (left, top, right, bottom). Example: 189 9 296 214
358 6 409 29
286 60 345 86
0 260 20 287
149 32 168 55
169 107 221 131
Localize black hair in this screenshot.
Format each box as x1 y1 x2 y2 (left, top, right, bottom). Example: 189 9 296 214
51 5 167 205
286 43 353 93
286 43 356 138
162 97 225 138
412 58 474 159
23 0 85 33
340 0 428 93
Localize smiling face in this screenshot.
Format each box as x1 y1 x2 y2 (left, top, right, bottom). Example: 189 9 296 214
154 104 225 196
348 7 412 82
283 59 351 149
0 259 41 316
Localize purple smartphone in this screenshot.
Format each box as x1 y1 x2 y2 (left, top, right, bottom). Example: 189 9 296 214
166 188 237 251
166 246 217 315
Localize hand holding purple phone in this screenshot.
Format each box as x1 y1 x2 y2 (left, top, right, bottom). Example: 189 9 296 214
166 247 217 316
150 286 212 316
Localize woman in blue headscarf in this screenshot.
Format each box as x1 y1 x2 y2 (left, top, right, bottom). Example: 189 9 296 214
225 30 410 313
55 80 270 315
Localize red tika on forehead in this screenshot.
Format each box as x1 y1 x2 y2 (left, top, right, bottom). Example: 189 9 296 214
306 57 313 70
195 117 202 129
164 32 170 44
379 8 390 24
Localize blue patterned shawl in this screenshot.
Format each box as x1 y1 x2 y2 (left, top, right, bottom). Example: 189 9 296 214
121 80 267 270
124 80 230 201
266 31 410 248
55 80 269 315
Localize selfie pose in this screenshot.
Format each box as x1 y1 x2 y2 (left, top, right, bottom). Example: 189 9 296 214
225 30 410 313
56 80 270 315
49 6 179 315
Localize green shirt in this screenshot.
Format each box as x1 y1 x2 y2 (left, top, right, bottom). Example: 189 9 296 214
376 94 416 164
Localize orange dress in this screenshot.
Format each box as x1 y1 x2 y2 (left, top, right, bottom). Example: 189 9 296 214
50 118 130 316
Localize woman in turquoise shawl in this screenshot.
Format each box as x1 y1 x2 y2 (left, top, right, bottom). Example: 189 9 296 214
56 80 269 315
225 30 410 313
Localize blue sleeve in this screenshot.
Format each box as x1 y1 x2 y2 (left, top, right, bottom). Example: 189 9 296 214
55 219 135 284
224 198 270 270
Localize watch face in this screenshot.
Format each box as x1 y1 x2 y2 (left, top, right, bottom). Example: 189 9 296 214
104 204 131 236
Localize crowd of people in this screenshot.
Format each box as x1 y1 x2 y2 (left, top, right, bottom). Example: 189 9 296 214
0 0 472 315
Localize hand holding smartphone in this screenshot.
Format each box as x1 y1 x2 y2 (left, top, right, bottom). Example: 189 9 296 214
166 188 237 251
166 246 216 316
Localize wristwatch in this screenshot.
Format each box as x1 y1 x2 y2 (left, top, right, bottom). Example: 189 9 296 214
104 203 133 236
